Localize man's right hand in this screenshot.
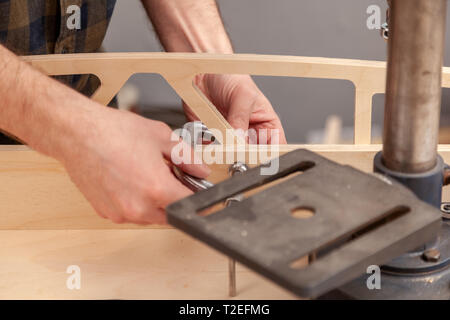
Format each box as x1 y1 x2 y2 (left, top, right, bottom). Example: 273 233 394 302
59 107 211 225
0 45 210 225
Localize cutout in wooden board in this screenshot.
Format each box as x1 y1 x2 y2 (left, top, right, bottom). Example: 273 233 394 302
16 52 407 145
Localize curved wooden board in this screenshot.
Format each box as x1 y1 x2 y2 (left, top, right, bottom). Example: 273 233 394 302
19 53 388 144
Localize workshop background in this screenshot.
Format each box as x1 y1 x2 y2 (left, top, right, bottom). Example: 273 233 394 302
102 0 450 144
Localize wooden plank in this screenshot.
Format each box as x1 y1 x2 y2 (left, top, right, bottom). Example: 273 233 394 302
20 53 383 145
0 229 295 299
0 145 301 299
21 53 450 144
2 144 450 230
0 145 377 230
2 145 449 299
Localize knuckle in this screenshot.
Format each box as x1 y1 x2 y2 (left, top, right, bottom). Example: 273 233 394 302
94 209 107 219
154 121 171 133
121 200 148 222
110 215 125 224
147 185 168 205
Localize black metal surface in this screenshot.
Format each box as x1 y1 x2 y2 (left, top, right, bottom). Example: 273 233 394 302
382 220 450 274
341 266 450 300
321 219 450 299
167 149 442 298
374 152 444 208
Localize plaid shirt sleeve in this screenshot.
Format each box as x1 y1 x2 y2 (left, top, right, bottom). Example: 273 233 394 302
0 0 116 96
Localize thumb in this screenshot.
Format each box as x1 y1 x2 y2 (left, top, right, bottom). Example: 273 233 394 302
226 94 253 132
161 130 211 179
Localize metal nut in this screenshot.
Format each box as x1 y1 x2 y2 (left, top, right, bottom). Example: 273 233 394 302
422 249 441 263
229 162 248 175
381 22 389 40
444 167 450 186
440 202 450 219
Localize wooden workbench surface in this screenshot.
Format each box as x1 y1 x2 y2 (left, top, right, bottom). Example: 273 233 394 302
0 229 295 299
0 146 299 299
2 145 450 299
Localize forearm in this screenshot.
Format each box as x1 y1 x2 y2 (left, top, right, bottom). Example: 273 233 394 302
0 45 100 161
141 0 233 53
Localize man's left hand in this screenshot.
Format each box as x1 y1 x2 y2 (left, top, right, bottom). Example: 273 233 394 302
183 74 287 144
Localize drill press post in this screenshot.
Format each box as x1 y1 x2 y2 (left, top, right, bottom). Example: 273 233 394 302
376 0 447 209
332 0 450 299
382 0 445 175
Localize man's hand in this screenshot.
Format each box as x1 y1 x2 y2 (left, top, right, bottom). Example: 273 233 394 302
60 107 210 225
0 44 210 225
141 0 287 144
185 74 286 144
0 43 213 226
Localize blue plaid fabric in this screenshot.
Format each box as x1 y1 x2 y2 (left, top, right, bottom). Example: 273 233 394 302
0 0 116 95
0 0 116 144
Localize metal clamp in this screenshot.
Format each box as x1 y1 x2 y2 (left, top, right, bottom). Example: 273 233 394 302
172 166 214 192
381 3 390 40
172 162 248 297
441 202 450 220
180 121 216 147
173 122 249 297
381 22 389 40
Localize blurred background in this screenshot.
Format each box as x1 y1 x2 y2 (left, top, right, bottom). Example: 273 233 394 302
103 0 450 144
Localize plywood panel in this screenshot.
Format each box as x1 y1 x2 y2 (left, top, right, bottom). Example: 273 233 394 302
0 229 295 299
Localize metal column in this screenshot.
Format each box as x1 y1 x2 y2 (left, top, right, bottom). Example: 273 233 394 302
382 0 446 173
334 0 450 299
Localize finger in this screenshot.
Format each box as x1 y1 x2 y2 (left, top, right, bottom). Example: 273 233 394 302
143 207 167 225
80 187 121 221
276 130 287 144
125 206 168 226
226 94 253 132
251 123 287 145
154 164 195 208
167 140 211 178
268 120 287 144
97 205 125 224
249 109 287 144
159 128 211 178
106 212 126 224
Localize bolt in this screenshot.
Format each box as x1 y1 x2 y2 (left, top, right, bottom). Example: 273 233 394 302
381 23 389 40
229 162 248 175
442 203 450 213
444 167 450 186
440 203 450 220
422 249 441 263
226 162 248 298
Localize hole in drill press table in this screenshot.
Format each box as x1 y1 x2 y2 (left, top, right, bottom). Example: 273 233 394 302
289 205 411 270
291 207 316 219
168 149 443 297
196 161 315 217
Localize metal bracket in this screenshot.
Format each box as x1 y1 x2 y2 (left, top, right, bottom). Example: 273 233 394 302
167 149 442 298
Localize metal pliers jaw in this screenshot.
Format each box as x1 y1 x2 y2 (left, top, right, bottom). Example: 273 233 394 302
172 165 214 192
